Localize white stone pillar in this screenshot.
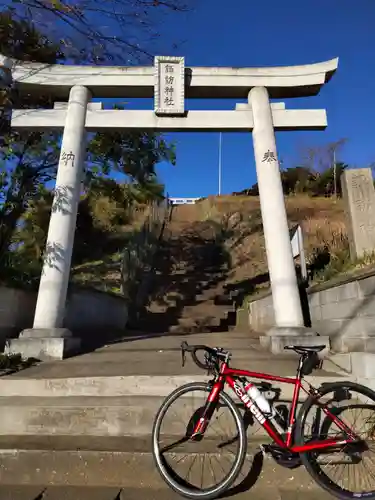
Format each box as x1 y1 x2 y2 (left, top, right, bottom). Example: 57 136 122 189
0 55 13 88
33 85 90 329
249 86 304 329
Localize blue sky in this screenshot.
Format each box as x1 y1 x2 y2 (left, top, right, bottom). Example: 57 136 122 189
108 0 375 198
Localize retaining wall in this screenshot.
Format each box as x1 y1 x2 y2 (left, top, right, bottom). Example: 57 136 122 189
0 285 128 349
248 271 375 353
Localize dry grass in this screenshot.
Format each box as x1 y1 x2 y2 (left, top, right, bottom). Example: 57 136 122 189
189 194 375 293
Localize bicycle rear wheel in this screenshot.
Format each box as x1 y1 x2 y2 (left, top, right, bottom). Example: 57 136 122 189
296 381 375 500
152 381 247 500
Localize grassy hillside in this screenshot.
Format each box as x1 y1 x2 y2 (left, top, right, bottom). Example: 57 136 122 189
192 194 375 296
71 194 375 299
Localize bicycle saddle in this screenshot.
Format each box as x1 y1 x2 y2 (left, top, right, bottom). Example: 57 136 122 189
284 345 326 354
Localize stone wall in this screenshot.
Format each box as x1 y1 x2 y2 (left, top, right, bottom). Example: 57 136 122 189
0 286 128 349
0 287 36 343
248 271 375 353
65 289 128 331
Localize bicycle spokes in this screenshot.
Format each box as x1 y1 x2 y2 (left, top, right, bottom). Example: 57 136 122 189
154 384 245 494
300 384 375 498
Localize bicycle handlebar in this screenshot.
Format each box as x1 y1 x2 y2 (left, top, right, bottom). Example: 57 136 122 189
181 341 230 372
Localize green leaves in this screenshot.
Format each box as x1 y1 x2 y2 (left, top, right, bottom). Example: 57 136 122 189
87 128 176 183
242 163 348 198
0 7 178 285
0 123 174 274
0 10 64 63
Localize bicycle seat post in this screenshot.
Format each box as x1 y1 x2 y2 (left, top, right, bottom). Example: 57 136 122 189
296 353 307 379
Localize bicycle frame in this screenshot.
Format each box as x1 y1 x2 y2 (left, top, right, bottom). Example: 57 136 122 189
193 357 358 453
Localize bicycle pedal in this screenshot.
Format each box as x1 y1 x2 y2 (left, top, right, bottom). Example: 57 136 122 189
259 444 272 458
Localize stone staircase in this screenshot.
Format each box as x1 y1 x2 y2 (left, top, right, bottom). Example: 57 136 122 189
0 329 350 498
127 205 240 335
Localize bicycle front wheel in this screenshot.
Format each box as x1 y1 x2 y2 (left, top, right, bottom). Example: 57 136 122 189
152 381 247 500
296 381 375 500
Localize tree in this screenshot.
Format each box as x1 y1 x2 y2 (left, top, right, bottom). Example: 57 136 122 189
327 139 348 197
280 166 314 195
11 173 165 272
232 162 349 198
298 139 348 175
0 131 61 265
309 162 348 198
0 10 65 140
0 123 173 265
0 0 189 64
11 190 52 263
87 127 176 183
0 9 64 63
0 13 175 270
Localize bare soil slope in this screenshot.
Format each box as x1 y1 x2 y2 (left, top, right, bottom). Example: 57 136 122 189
195 194 349 294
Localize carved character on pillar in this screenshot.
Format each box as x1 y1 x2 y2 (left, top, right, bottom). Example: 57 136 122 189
61 150 76 167
262 150 277 163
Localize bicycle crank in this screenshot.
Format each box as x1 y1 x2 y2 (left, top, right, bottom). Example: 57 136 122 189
260 445 302 469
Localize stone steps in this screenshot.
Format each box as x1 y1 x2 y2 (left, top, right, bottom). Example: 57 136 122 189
0 368 345 396
133 212 235 333
0 396 167 437
0 394 299 438
0 341 351 500
180 302 235 316
176 316 221 327
130 309 235 333
0 383 341 439
0 485 336 500
98 335 262 352
2 352 335 378
0 440 334 499
0 365 348 439
0 330 350 493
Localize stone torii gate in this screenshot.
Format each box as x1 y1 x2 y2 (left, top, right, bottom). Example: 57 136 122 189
0 54 338 359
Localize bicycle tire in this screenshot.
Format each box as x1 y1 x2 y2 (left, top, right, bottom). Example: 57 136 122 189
152 381 247 500
295 381 375 500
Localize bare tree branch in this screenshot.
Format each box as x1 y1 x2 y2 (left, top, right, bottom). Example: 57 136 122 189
0 0 192 63
297 139 348 174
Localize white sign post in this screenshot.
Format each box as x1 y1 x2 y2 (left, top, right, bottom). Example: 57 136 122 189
0 55 13 88
154 56 185 116
290 224 308 281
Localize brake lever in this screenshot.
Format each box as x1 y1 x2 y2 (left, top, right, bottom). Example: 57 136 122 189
206 353 212 375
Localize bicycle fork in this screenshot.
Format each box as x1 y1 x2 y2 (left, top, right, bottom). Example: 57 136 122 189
191 381 223 439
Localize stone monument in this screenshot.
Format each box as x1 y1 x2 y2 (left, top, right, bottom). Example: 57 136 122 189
341 168 375 260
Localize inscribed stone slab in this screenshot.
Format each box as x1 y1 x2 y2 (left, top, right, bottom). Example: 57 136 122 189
341 168 375 259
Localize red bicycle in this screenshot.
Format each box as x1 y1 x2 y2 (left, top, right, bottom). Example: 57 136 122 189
152 342 375 500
